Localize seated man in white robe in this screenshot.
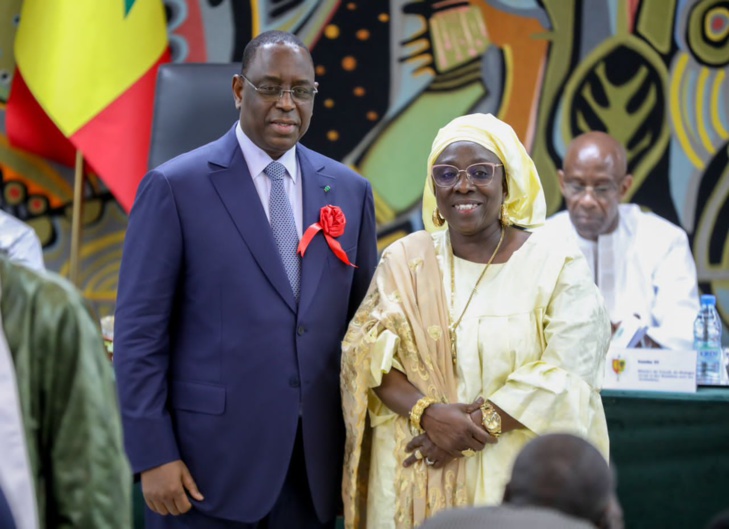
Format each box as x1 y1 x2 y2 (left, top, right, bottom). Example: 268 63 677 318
544 131 699 350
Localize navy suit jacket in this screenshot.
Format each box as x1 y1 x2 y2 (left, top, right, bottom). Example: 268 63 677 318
114 126 377 523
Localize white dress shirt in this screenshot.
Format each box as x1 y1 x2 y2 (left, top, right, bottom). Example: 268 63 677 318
0 211 44 272
235 123 303 237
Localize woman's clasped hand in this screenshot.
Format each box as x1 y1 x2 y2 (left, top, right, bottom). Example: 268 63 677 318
403 397 497 468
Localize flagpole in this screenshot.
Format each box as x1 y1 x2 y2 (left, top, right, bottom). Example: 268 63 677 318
70 149 85 287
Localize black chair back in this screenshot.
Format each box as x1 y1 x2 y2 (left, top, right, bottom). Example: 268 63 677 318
148 63 241 169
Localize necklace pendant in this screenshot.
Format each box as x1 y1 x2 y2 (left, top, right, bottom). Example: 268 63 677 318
450 332 457 366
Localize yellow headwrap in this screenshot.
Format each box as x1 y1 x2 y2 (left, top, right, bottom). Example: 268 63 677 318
422 113 546 232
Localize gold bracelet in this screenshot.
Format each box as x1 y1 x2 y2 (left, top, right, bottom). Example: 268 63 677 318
409 396 439 434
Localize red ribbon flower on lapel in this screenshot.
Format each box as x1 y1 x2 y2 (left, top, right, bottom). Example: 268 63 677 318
297 205 357 267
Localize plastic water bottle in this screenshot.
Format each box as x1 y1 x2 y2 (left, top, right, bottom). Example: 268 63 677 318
694 294 723 384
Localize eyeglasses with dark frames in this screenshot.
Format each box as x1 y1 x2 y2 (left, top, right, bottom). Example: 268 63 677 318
239 74 318 103
563 181 620 199
431 162 503 188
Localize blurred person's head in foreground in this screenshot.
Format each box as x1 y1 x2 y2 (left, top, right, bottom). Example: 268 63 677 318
504 433 623 529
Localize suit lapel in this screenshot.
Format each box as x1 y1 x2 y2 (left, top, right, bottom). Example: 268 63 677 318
298 146 335 315
208 129 297 313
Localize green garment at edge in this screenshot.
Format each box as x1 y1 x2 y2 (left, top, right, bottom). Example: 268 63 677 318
0 257 131 528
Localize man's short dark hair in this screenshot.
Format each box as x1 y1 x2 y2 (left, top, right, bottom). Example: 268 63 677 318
240 30 311 75
504 434 614 526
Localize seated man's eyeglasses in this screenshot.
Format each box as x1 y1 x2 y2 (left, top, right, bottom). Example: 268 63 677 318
563 181 620 199
431 162 503 188
239 74 318 103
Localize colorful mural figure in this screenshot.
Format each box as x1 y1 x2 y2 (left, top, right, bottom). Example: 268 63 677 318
0 0 726 337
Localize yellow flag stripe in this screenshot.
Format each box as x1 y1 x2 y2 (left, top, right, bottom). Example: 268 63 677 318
15 0 167 136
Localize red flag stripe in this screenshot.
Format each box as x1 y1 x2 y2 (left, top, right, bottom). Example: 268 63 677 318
71 48 171 212
6 70 77 168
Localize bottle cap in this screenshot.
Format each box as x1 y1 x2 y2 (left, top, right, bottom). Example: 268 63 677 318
700 294 716 306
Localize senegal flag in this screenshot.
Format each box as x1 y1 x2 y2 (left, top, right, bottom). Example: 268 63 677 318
6 0 169 212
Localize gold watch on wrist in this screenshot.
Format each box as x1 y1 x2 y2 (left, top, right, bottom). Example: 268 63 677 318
480 401 502 438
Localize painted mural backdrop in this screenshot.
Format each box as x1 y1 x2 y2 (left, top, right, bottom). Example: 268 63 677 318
0 0 727 337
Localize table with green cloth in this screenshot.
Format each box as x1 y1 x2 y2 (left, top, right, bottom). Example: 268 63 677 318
134 388 729 528
604 387 729 529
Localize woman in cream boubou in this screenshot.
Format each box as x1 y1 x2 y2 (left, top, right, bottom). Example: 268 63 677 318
341 113 611 528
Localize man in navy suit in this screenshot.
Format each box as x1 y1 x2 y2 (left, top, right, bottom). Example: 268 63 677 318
114 30 378 528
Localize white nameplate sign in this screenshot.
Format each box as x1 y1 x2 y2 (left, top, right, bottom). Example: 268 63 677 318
602 347 697 393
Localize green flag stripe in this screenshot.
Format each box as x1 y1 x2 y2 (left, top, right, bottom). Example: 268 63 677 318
124 0 136 16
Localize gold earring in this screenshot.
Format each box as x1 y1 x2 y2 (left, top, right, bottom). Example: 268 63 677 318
432 208 445 227
500 203 511 227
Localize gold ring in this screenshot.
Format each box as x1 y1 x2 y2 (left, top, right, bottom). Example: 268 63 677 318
414 449 424 460
461 449 476 458
425 457 435 466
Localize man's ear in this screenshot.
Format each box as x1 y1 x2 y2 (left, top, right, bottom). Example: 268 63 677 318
232 75 243 109
619 173 634 199
597 492 624 529
557 169 566 194
502 482 512 504
595 507 610 529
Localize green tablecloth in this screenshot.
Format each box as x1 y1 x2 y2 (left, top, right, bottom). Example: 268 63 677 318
134 388 729 528
603 387 729 529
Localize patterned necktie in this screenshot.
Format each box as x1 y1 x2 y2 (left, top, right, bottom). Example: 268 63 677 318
264 161 301 300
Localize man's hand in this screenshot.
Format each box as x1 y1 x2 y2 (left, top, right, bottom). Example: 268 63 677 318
141 460 204 515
